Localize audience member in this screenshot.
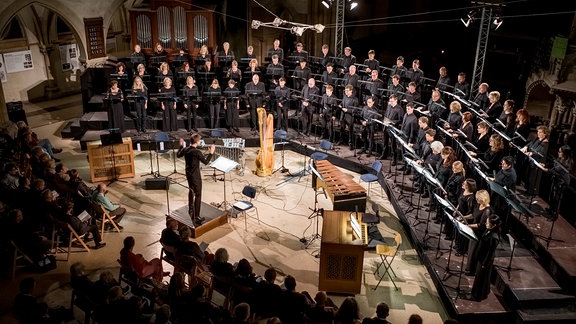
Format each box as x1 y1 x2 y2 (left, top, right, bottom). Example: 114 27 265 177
362 301 391 324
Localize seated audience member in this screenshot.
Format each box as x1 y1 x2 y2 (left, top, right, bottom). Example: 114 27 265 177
210 247 235 278
69 262 96 299
152 304 171 324
177 226 206 267
279 275 312 324
14 277 66 324
119 236 168 282
234 258 258 288
96 286 146 324
160 218 181 260
307 291 339 324
335 296 361 324
55 200 106 249
92 183 125 228
6 208 52 262
93 270 123 305
252 267 282 319
231 302 252 324
362 301 391 324
1 162 21 190
409 314 424 324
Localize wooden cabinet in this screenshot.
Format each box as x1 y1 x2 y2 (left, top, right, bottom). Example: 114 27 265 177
319 210 366 294
87 138 135 183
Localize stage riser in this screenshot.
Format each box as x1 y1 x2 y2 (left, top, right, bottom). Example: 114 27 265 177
495 276 574 309
508 214 576 294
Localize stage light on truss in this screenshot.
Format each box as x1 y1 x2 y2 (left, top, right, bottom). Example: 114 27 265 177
273 17 285 27
460 10 476 27
291 26 306 37
251 20 261 29
350 1 358 10
314 24 325 33
492 16 503 30
322 1 331 9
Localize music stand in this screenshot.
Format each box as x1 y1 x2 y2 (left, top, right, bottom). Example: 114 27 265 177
273 130 290 174
210 156 239 211
165 139 186 179
302 164 326 253
441 210 463 282
433 193 457 258
136 139 157 176
452 216 478 300
100 130 126 185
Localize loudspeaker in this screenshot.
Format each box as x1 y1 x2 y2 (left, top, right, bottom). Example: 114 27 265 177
145 177 169 190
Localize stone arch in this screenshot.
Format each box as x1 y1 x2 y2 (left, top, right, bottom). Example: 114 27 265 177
524 79 554 122
0 1 87 62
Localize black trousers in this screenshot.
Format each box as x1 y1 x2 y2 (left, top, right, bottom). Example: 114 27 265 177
135 102 146 132
185 104 198 131
301 105 314 134
186 175 202 220
225 101 239 128
276 103 289 131
209 102 221 129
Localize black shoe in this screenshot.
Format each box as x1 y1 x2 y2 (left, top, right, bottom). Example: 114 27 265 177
336 140 343 146
403 169 412 175
397 166 406 171
378 154 385 160
94 242 106 249
391 160 397 166
465 271 474 276
234 127 240 132
193 128 198 132
366 152 372 158
358 149 366 154
349 145 354 150
421 193 430 198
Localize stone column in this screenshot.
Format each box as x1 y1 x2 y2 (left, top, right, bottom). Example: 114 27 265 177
0 80 8 125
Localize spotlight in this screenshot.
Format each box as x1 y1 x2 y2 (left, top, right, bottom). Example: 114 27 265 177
460 10 475 27
460 17 472 27
492 17 503 30
350 1 358 10
322 1 331 9
251 20 261 29
273 17 285 27
314 24 325 33
291 26 305 37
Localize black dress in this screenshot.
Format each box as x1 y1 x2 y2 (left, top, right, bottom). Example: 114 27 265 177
466 205 492 273
471 228 500 301
106 89 125 132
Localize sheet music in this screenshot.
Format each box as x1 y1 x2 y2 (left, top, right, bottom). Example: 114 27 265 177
77 210 91 222
210 156 239 173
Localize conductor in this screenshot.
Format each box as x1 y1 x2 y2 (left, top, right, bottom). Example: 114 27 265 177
177 133 216 226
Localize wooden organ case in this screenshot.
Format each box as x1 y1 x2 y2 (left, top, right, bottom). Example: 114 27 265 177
129 0 217 56
319 210 367 294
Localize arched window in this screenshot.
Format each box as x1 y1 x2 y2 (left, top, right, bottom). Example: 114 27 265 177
1 18 25 40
